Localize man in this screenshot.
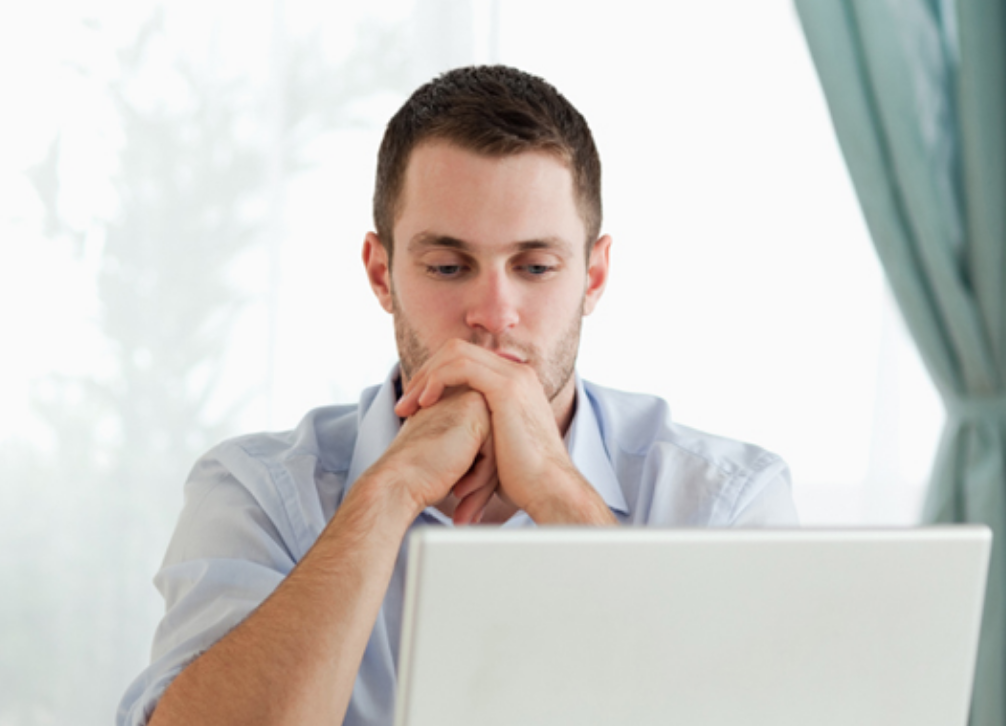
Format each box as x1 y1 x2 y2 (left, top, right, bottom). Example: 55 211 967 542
118 65 797 726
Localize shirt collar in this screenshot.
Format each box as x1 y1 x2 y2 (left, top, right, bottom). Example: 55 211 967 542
345 367 628 517
566 374 629 515
346 366 403 491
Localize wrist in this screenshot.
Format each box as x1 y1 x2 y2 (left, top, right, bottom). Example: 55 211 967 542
523 462 617 525
348 462 427 532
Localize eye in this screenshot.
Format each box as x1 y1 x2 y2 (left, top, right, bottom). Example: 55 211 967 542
524 264 552 276
426 264 465 278
517 262 558 279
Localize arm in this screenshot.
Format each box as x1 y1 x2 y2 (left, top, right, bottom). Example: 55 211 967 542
149 390 493 726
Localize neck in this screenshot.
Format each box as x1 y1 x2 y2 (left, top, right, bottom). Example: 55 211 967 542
552 376 578 437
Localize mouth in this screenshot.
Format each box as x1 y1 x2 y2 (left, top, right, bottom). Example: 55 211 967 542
493 350 525 364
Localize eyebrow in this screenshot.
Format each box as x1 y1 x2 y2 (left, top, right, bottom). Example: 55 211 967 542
407 232 572 255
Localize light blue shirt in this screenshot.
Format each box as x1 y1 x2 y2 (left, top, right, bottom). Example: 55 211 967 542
118 370 797 726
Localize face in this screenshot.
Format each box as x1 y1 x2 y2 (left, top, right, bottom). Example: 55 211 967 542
363 140 610 417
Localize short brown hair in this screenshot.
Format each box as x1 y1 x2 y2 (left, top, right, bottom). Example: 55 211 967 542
373 65 602 262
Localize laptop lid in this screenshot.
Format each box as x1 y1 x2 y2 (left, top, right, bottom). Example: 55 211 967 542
394 526 991 726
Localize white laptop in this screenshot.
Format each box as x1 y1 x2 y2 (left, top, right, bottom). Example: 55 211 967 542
394 527 991 726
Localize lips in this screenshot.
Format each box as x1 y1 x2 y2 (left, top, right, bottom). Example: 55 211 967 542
493 351 525 364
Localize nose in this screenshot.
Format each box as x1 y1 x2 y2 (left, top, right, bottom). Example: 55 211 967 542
464 269 520 335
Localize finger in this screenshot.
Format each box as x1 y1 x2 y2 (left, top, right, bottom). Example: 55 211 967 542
396 363 434 417
396 352 470 415
398 341 516 415
453 436 497 525
453 477 497 525
414 357 506 411
453 466 494 500
397 364 468 416
417 376 448 409
399 349 441 399
411 359 473 410
452 434 496 500
401 360 430 396
395 377 424 417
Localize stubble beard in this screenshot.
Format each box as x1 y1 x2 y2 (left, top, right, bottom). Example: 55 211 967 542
392 289 582 403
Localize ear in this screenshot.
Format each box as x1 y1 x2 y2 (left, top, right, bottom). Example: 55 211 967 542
582 234 611 316
363 232 395 314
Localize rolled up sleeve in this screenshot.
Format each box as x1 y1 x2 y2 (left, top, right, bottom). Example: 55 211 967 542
117 446 299 726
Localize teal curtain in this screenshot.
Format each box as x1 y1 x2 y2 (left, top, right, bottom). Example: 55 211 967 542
794 0 1006 723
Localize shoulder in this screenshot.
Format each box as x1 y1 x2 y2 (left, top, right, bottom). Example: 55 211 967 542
583 380 777 469
583 380 796 526
178 399 366 562
207 401 362 482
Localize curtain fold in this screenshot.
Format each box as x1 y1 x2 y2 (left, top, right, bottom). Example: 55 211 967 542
794 1 1006 724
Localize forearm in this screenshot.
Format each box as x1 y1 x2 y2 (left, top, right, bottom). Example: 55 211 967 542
149 469 418 726
524 461 617 526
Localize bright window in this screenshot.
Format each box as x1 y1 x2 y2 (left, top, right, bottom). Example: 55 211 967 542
0 1 943 723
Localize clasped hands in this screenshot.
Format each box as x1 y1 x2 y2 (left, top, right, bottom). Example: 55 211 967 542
381 339 609 526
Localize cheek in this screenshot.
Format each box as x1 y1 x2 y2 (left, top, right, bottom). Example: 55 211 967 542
410 287 460 320
394 279 465 333
530 282 585 321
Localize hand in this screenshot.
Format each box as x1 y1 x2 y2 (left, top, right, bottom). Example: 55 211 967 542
395 339 616 524
450 432 499 525
372 387 496 522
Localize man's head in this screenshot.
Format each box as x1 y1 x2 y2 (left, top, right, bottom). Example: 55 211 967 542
373 65 602 263
364 66 610 418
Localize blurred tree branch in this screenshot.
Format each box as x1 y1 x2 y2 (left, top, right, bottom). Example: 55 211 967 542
2 6 413 724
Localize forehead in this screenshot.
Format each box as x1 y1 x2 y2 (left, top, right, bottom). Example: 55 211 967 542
394 141 585 258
